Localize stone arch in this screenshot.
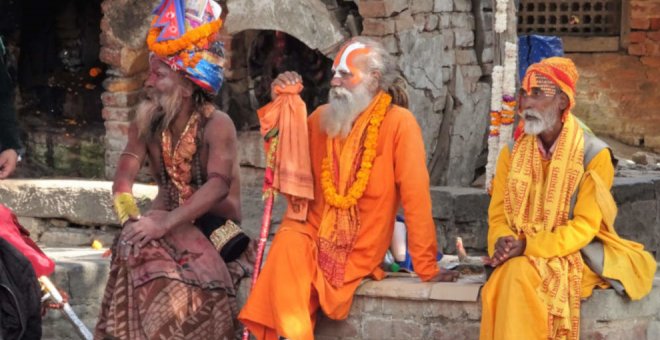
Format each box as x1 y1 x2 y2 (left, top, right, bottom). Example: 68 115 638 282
224 0 347 56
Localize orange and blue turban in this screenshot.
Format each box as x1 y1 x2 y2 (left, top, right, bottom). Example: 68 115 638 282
146 0 225 95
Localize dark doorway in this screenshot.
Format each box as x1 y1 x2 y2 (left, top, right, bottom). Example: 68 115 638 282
1 0 106 178
248 30 333 116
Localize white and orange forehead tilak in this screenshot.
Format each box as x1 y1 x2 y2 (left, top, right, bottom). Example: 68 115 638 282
332 42 371 80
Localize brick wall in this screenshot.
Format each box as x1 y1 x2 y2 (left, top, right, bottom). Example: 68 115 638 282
567 0 660 152
569 53 660 151
629 0 660 57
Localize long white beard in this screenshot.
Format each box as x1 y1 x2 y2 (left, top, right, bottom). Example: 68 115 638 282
321 82 373 138
522 106 559 136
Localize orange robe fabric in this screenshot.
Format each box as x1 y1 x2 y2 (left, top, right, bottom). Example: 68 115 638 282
239 104 440 340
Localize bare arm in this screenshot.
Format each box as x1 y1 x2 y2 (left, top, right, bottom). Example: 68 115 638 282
112 122 147 195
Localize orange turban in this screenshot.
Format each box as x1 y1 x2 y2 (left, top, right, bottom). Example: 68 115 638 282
521 56 579 119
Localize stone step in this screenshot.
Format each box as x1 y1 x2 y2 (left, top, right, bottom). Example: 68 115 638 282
41 247 660 340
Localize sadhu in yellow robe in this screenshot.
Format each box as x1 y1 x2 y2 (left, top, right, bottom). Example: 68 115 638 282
239 92 442 340
480 113 656 340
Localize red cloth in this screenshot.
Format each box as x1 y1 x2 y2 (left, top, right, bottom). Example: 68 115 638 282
0 204 55 277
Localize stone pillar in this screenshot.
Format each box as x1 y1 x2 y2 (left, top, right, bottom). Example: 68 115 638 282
99 0 155 179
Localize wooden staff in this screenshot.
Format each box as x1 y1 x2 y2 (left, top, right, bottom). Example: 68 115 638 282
242 133 279 340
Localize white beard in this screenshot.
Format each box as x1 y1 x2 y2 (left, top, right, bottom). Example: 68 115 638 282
522 106 559 136
321 81 373 138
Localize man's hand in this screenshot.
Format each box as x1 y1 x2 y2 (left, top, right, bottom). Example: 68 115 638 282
489 235 526 267
429 267 460 282
119 213 170 259
0 149 18 179
271 71 302 100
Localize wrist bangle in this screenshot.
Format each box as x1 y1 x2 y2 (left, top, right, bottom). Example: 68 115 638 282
113 192 141 225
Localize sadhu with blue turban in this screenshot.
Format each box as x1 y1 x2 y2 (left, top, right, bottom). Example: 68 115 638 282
96 1 253 339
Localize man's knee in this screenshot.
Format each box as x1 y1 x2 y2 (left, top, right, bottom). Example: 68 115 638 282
271 229 315 257
488 256 540 287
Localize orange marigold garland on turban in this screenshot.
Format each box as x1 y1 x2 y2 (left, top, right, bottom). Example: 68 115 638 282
147 0 226 94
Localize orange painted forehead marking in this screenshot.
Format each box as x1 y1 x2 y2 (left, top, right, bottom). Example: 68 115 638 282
522 72 558 97
332 42 371 76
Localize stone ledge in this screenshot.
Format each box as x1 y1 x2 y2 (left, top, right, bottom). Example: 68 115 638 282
0 180 156 226
41 247 660 340
316 276 660 340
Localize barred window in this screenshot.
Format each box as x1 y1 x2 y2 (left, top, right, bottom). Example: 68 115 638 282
517 0 622 36
517 0 625 52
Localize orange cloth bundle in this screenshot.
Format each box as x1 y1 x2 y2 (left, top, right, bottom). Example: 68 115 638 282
257 83 314 221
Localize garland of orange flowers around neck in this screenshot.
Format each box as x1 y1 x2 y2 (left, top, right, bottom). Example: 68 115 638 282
321 92 391 210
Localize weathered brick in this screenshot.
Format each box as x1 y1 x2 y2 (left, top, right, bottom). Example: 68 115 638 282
358 0 409 18
411 0 434 14
119 47 149 76
453 0 472 12
99 47 121 67
101 107 133 121
641 56 660 67
439 13 451 28
363 18 396 36
456 49 478 65
645 40 660 56
454 29 474 47
100 30 122 50
358 1 387 18
629 31 647 44
433 0 453 12
425 14 439 31
451 12 475 29
101 91 141 108
629 43 647 56
652 18 660 30
394 11 416 31
631 17 650 30
102 75 146 92
391 320 424 339
315 316 360 337
104 121 130 139
413 13 427 31
648 31 660 42
381 35 400 54
362 317 393 339
430 322 480 340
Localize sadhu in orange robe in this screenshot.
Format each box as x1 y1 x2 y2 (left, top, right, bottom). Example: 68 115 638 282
239 95 441 340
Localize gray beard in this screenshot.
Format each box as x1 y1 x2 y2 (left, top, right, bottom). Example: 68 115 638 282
134 87 183 142
322 83 373 138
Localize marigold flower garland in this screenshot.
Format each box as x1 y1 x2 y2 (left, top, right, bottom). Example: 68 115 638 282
486 65 504 193
147 17 222 68
321 93 391 210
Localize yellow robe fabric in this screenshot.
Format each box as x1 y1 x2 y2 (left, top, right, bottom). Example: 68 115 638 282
481 144 656 340
239 104 440 340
